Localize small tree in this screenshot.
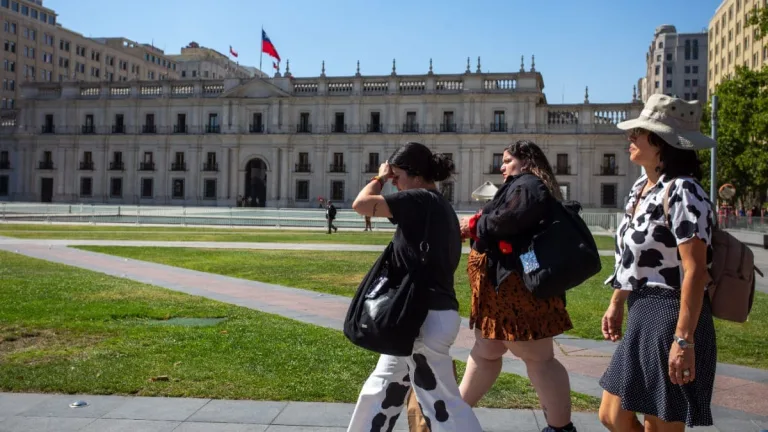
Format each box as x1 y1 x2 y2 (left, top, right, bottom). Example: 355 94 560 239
702 66 768 206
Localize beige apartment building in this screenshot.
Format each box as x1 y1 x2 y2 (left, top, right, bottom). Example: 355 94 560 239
170 42 262 80
708 0 768 96
1 0 180 111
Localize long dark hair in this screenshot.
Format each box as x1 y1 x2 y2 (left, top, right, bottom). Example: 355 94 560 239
505 140 563 200
388 142 454 182
648 132 703 180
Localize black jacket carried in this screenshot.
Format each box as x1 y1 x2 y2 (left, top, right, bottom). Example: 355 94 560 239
326 204 337 220
473 173 553 290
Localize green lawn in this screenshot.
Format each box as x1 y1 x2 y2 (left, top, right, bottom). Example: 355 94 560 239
0 224 617 250
0 250 599 410
76 246 768 370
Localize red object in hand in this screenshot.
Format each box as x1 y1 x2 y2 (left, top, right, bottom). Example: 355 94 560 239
468 213 481 241
498 240 513 254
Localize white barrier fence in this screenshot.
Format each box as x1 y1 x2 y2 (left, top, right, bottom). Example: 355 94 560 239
0 202 622 232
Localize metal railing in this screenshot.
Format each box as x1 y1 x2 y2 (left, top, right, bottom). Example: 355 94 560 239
79 161 94 170
202 162 218 172
294 163 311 173
139 162 155 171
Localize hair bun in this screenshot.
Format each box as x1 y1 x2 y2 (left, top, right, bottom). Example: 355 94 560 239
430 153 455 182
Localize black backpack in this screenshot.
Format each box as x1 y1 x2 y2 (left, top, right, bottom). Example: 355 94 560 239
519 200 602 299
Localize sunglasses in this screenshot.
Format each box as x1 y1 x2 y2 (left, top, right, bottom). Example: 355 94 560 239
626 128 648 139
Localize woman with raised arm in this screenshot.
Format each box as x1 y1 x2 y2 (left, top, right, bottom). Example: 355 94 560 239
346 142 482 432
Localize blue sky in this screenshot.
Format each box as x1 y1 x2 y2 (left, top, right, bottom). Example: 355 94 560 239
47 0 722 104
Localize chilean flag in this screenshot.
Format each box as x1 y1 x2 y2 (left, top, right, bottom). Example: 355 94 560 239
262 30 281 62
229 45 238 58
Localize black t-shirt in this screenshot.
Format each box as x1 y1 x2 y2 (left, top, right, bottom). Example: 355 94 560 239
384 188 460 311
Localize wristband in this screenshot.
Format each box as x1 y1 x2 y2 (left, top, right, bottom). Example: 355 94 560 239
370 176 385 187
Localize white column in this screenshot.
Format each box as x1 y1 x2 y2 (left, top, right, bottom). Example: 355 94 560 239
270 147 279 202
279 147 289 205
222 147 231 201
55 147 65 198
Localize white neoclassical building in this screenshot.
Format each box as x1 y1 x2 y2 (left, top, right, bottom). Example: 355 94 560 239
0 58 643 210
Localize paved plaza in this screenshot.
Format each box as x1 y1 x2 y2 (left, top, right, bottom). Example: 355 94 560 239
0 236 767 431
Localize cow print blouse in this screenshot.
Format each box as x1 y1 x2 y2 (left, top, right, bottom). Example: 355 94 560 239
606 174 715 291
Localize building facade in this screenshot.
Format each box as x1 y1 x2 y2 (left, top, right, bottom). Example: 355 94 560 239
0 64 642 210
1 0 180 112
170 42 262 81
708 0 768 97
641 25 708 103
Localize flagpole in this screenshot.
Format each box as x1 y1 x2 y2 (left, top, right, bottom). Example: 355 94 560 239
259 25 264 75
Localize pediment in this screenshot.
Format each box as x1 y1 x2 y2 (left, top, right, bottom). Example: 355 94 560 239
221 78 291 99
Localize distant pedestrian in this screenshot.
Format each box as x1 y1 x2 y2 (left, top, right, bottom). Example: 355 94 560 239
326 201 338 234
247 196 252 207
364 215 372 231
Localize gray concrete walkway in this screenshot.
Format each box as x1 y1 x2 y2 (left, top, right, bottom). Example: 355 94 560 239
1 239 768 431
0 393 613 432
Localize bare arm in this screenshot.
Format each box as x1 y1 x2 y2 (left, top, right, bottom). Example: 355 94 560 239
675 239 709 343
352 163 393 218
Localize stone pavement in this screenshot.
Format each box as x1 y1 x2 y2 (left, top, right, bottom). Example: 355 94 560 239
0 239 767 431
0 393 612 432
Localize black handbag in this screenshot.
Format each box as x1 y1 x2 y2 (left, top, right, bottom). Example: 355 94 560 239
519 200 602 299
343 209 432 357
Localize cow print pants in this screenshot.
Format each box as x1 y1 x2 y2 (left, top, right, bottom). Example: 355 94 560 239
347 310 482 432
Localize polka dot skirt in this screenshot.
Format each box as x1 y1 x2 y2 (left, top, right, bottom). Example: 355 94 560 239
600 286 717 427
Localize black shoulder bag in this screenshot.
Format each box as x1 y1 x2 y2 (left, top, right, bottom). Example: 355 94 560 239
519 199 602 299
343 208 432 356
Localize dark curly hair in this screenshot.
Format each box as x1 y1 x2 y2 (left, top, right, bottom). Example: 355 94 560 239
505 140 563 200
388 142 454 182
647 132 703 180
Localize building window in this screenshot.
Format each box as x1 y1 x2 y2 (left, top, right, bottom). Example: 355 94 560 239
692 93 698 100
331 181 344 201
556 154 569 175
684 93 691 100
405 111 417 132
368 152 380 173
440 181 454 203
296 180 309 201
298 112 310 132
491 153 503 172
251 112 263 132
666 53 672 61
369 112 381 132
333 112 345 133
172 179 185 199
204 179 216 199
658 42 664 49
141 178 153 198
655 65 660 75
0 175 7 196
559 184 570 201
656 54 661 62
684 79 691 87
110 178 123 198
693 39 699 60
692 79 699 87
692 65 699 74
331 152 344 172
666 65 672 74
655 81 660 89
602 154 617 175
684 66 691 74
601 184 617 207
79 177 92 197
685 39 691 60
666 80 672 88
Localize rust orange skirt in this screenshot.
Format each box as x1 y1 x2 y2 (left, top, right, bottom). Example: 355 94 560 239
468 249 573 341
